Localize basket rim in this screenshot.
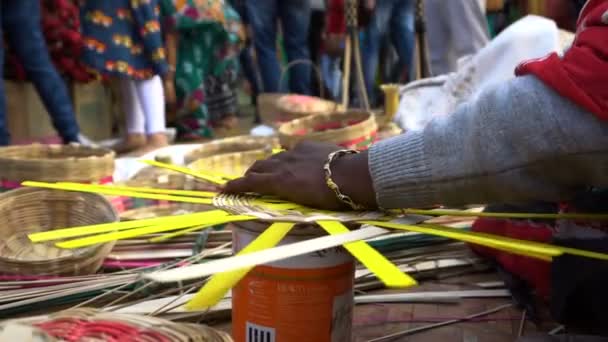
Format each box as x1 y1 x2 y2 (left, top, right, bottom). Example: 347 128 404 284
278 110 377 138
0 144 115 161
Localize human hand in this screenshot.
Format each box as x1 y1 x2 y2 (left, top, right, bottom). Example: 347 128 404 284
224 141 378 210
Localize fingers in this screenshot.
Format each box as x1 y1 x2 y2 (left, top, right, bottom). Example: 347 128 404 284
224 172 277 196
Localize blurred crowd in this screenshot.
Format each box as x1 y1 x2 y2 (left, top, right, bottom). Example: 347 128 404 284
0 0 585 153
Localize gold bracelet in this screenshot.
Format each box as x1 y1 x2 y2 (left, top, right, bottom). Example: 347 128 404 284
324 149 366 210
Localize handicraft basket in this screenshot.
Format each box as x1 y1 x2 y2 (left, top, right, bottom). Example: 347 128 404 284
0 188 118 276
184 135 279 165
186 135 278 179
278 111 378 150
7 309 233 342
0 144 114 191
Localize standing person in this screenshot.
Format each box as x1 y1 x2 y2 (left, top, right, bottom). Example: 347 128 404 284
161 0 243 141
0 0 89 146
245 0 312 95
361 0 416 106
228 0 262 122
80 0 169 153
425 0 490 75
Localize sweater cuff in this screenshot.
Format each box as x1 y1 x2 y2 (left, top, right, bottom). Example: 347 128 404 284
368 132 436 208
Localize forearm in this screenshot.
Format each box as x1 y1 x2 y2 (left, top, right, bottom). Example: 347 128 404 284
368 75 608 208
164 30 178 79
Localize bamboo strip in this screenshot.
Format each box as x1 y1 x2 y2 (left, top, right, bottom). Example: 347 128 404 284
22 181 214 205
186 222 295 309
56 215 255 249
28 210 230 242
140 160 227 185
146 226 390 284
317 221 417 288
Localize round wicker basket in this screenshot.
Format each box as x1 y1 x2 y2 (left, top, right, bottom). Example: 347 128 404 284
184 135 279 165
0 188 118 276
0 144 115 184
278 111 378 150
10 309 233 342
275 94 344 123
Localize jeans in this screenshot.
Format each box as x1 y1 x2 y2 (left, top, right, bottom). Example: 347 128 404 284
245 0 311 94
0 0 80 145
425 0 489 75
362 0 415 105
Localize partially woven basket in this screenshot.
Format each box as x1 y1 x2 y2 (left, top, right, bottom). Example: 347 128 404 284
278 111 378 150
0 144 115 185
184 135 279 165
0 188 118 276
9 309 233 342
275 94 343 123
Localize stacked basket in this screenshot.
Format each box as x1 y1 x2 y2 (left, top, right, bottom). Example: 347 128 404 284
0 144 115 192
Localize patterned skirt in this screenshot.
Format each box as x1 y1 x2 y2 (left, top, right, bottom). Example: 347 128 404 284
80 0 168 80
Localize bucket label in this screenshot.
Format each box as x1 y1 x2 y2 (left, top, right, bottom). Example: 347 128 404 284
246 322 275 342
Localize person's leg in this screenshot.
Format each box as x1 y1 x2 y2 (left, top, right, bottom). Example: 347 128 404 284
0 4 8 146
132 76 167 148
445 0 489 66
2 0 80 143
278 0 312 95
120 79 145 134
390 0 416 81
361 0 392 103
424 0 451 75
115 79 146 153
245 0 280 93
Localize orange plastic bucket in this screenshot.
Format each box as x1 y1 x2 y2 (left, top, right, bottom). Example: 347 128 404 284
231 221 355 342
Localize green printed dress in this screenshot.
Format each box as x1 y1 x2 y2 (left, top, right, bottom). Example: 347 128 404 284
160 0 244 139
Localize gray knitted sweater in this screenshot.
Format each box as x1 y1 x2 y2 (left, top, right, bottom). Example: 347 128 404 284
369 75 608 209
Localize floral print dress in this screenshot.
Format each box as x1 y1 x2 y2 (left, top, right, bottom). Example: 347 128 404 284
160 0 244 139
80 0 168 79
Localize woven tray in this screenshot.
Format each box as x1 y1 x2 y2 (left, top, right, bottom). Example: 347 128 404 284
278 111 378 150
0 188 118 276
0 144 114 184
8 309 232 342
184 135 279 165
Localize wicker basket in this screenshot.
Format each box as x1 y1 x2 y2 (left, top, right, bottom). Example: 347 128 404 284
0 188 118 276
275 94 344 122
9 309 233 342
278 111 378 150
184 135 279 165
188 147 273 179
0 144 115 184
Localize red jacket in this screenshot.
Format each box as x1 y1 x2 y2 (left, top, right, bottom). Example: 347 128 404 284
516 0 608 120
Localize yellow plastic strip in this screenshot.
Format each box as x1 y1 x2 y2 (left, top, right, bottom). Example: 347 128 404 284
186 222 295 309
56 215 255 249
401 208 608 221
141 160 227 185
57 182 219 198
148 213 254 243
317 220 417 288
28 210 230 242
363 221 561 258
363 221 608 262
23 181 214 205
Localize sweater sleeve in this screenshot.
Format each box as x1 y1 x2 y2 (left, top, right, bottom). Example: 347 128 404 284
368 75 608 209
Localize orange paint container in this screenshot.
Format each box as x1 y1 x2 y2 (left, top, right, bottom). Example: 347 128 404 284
231 221 355 342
